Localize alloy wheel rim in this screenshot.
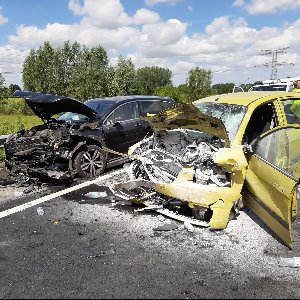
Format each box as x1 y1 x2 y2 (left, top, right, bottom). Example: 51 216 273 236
80 149 103 177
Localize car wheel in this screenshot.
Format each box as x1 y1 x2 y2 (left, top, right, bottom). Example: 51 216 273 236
74 145 106 178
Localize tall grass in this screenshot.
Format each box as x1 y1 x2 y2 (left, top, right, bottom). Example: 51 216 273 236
0 115 42 135
0 115 42 162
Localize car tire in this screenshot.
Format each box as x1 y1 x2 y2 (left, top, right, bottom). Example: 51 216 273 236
74 145 106 178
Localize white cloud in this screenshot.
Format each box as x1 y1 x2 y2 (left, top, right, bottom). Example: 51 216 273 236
68 0 132 28
237 0 300 15
3 0 300 86
133 8 160 24
188 6 194 12
141 19 187 46
232 0 245 8
0 14 8 25
145 0 184 6
0 45 29 86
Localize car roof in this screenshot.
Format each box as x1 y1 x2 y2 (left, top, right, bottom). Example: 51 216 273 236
86 95 175 104
193 91 299 107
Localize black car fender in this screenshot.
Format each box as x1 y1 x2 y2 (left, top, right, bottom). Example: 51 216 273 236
68 138 108 171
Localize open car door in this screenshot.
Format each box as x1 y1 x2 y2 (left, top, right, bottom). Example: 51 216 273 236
244 126 300 248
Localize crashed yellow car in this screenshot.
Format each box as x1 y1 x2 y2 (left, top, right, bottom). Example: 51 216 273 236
112 92 300 248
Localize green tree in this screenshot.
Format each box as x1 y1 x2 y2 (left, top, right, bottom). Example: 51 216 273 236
0 73 6 99
22 42 109 100
7 84 21 97
186 67 212 100
136 66 172 95
23 49 39 91
68 45 109 100
108 57 137 96
212 83 235 94
23 42 57 93
55 41 81 95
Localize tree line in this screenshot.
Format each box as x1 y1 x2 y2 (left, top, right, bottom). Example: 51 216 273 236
0 40 259 110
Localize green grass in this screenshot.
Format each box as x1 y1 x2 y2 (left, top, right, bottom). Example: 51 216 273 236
0 114 42 162
0 114 42 135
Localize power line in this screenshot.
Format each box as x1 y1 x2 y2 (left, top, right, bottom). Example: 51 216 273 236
255 47 294 80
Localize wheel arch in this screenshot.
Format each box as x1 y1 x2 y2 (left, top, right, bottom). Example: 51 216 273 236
68 137 107 171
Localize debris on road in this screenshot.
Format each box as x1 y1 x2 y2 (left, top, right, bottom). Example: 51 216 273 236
278 257 300 268
85 191 108 199
153 222 179 231
36 207 45 216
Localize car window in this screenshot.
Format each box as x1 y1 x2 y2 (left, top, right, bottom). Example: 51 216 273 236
194 102 247 143
139 100 174 117
85 100 114 115
57 112 90 123
253 127 300 177
243 103 278 144
105 102 139 125
281 100 300 125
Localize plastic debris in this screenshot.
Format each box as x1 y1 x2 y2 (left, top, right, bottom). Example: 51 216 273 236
153 222 178 231
278 257 300 268
14 191 24 198
184 221 195 232
85 191 108 199
36 207 44 216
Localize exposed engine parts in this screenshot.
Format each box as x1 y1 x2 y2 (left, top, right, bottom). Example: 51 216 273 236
4 121 99 183
129 129 231 187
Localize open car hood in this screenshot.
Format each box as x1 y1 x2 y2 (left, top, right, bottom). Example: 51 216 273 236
143 103 230 147
14 91 97 122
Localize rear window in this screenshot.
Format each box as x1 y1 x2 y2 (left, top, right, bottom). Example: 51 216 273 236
140 100 174 117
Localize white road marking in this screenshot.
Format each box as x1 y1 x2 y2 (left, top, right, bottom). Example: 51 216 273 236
0 170 124 219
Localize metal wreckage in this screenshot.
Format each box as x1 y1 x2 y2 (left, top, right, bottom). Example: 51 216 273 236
110 104 248 230
4 92 100 183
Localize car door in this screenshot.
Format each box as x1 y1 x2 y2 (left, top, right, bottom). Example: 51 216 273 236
243 126 300 248
102 101 145 154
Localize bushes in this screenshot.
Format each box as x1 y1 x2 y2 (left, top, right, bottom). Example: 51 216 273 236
0 98 33 115
0 115 41 135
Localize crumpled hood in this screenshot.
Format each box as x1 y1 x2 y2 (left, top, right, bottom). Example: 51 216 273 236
14 90 97 122
143 103 230 147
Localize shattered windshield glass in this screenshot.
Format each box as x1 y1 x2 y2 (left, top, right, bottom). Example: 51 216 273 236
57 100 114 123
194 102 247 142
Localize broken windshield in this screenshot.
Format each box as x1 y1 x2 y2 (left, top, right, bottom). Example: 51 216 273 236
194 103 247 143
57 100 114 123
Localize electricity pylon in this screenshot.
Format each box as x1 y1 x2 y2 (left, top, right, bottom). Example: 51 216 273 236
255 47 293 80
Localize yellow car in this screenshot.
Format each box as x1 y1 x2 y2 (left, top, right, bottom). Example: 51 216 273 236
112 92 300 248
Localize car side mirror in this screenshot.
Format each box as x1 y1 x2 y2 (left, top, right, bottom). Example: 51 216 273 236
244 144 254 155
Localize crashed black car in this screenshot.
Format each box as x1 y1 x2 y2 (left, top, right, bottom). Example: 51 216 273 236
4 91 176 181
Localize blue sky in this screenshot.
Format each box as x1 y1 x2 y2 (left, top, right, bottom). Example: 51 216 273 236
1 0 300 87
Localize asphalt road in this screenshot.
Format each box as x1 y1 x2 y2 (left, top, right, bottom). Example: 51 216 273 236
0 165 300 299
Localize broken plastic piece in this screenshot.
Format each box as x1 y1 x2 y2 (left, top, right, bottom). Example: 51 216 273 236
184 221 195 232
153 222 178 231
36 207 44 216
85 191 107 199
278 257 300 268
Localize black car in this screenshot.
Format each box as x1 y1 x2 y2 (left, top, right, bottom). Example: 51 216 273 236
4 91 177 181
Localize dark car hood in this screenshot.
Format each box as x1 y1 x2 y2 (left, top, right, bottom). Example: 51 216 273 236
14 91 97 122
143 103 230 147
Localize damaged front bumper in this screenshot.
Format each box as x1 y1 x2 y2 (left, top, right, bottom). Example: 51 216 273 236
110 129 248 230
4 123 76 182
